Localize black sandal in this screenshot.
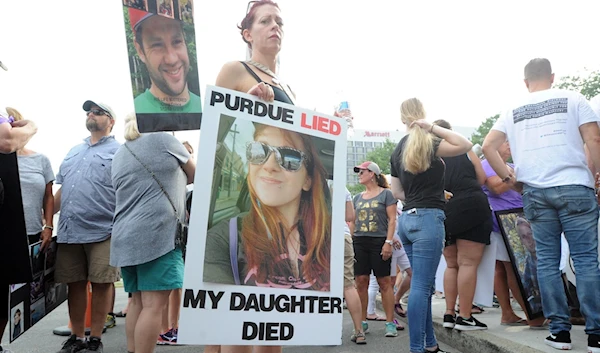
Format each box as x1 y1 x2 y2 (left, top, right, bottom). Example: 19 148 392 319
114 311 127 318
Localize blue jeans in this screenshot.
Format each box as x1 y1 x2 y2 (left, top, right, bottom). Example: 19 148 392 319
398 208 445 353
522 184 600 335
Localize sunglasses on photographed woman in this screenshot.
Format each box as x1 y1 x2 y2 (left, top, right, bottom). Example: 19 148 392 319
246 141 308 172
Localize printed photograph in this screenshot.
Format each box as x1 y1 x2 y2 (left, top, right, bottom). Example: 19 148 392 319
30 275 44 303
10 283 26 293
123 0 148 11
10 302 24 341
496 208 543 319
30 241 44 277
178 0 193 24
30 297 46 326
203 114 335 291
123 0 201 132
157 0 174 18
44 238 57 274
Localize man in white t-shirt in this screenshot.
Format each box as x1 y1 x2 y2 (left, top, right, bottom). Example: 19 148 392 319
483 58 600 353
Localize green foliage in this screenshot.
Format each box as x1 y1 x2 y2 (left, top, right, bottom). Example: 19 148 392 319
470 114 499 147
346 183 365 196
556 70 600 100
365 139 397 175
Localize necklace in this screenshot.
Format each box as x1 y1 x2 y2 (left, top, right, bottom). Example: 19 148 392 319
247 60 280 85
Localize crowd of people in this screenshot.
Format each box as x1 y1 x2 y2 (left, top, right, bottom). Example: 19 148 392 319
2 1 600 353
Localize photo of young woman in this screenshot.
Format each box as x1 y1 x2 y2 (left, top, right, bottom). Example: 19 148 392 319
203 121 332 291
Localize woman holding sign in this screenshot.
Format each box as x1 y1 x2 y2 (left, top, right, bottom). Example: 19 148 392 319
207 2 303 352
215 0 294 105
390 98 472 353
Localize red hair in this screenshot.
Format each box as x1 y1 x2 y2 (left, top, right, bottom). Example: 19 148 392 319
238 0 280 49
242 124 331 290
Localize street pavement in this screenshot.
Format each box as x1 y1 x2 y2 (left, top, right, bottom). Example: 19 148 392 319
2 288 461 353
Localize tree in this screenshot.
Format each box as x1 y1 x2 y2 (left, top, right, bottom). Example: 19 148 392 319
365 139 397 175
470 114 499 147
347 183 365 196
556 70 600 100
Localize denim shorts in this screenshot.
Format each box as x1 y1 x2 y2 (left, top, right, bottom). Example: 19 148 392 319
122 249 184 293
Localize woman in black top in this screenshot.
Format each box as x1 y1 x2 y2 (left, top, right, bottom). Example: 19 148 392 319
390 98 472 353
212 2 293 352
433 119 492 332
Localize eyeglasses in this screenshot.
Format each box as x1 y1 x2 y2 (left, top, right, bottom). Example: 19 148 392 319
246 141 308 172
87 109 110 118
246 1 258 14
357 169 369 175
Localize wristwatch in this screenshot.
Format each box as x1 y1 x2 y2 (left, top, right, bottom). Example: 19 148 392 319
43 225 54 231
385 240 393 246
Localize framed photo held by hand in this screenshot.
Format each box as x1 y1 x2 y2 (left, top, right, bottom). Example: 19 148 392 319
495 208 544 320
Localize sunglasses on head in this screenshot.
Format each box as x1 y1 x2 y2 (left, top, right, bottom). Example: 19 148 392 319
246 1 258 14
87 109 110 118
246 141 308 172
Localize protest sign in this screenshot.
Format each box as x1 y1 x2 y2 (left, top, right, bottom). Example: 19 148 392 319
121 0 202 133
178 86 347 346
496 208 544 320
0 153 32 286
9 237 68 342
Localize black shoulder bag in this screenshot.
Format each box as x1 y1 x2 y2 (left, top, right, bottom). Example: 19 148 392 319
124 143 188 258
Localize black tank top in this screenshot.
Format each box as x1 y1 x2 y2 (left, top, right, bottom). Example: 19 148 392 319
240 62 294 104
442 154 491 234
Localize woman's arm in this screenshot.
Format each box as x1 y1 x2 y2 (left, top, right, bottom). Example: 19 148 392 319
215 61 274 101
468 150 487 186
181 157 196 185
390 176 405 201
411 120 472 157
385 204 397 242
345 200 355 223
41 182 54 250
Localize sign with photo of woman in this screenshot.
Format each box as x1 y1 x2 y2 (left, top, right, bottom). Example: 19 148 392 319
179 86 347 346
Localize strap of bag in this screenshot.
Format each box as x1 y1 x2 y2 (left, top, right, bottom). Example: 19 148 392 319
124 143 178 216
229 217 240 285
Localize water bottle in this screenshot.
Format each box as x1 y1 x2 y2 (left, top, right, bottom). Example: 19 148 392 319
336 101 354 138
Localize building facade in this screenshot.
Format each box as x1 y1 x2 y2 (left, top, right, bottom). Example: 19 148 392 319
346 126 476 185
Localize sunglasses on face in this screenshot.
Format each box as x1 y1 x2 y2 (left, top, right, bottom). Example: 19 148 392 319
246 141 308 172
357 169 370 175
87 109 110 118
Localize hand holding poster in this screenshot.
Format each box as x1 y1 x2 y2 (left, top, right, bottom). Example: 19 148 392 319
121 0 201 133
179 86 347 346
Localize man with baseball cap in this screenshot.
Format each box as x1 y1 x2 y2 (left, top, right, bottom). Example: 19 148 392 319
129 8 201 115
53 100 120 353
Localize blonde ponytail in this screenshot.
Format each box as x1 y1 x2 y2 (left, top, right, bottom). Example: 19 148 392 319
124 113 141 141
400 98 434 174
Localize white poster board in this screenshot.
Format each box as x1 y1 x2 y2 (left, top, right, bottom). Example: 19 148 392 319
179 86 347 346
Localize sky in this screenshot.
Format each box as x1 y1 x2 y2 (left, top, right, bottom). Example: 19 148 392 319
1 0 599 174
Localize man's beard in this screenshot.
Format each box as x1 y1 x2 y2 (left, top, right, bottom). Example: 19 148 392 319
149 64 190 98
86 120 101 132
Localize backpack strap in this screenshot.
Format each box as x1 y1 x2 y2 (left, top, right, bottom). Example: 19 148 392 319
229 217 240 285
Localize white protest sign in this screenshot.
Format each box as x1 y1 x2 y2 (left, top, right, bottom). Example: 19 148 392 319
179 86 347 346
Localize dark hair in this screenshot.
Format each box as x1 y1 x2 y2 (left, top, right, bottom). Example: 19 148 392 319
238 0 280 49
14 309 21 315
433 119 452 130
375 174 390 188
524 58 552 81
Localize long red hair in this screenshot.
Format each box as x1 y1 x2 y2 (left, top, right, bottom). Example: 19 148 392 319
242 124 331 290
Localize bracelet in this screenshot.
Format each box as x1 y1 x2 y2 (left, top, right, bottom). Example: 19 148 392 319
429 124 436 133
43 225 54 231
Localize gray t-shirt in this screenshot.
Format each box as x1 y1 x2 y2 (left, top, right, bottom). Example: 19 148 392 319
17 153 55 235
353 189 396 237
110 133 190 267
